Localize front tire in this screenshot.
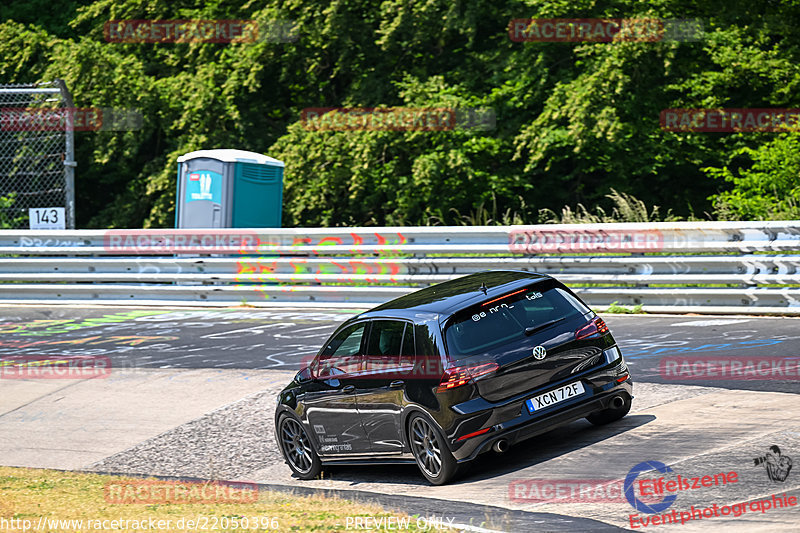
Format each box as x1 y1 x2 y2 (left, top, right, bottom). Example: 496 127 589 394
277 415 322 480
408 414 458 485
586 395 632 426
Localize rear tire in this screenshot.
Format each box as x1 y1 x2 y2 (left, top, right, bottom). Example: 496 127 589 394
586 395 631 426
408 414 458 485
277 415 322 480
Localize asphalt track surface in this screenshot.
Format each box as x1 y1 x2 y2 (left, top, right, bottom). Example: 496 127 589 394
2 305 799 531
1 305 798 393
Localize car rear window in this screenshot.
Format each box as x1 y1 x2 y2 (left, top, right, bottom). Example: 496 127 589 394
444 283 590 361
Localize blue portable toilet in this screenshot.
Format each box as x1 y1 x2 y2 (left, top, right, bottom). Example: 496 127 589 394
176 149 284 228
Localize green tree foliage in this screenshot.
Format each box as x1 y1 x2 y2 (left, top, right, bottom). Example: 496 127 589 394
273 75 520 226
1 0 799 227
0 0 92 38
0 193 26 228
704 133 800 220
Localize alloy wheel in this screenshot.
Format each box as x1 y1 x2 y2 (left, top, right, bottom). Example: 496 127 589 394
410 417 442 478
280 417 314 474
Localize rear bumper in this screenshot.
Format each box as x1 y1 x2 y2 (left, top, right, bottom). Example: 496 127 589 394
450 365 633 462
455 382 632 462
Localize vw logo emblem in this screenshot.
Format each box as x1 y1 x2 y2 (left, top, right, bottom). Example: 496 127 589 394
532 345 547 360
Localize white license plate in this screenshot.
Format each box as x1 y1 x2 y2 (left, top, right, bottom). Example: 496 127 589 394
526 382 585 413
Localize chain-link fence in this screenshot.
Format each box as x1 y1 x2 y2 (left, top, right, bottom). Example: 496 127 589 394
0 80 75 229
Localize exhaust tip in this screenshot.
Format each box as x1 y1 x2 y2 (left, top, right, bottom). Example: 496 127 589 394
492 439 509 453
611 396 625 409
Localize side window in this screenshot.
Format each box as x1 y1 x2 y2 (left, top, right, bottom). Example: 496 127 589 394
364 320 409 375
414 324 438 357
366 320 405 357
315 323 366 378
414 323 443 378
400 322 415 365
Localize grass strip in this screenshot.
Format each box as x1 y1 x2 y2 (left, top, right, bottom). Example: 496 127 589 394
0 466 446 532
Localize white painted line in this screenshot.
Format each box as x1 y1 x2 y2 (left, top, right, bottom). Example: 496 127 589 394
291 324 338 333
669 319 751 327
449 523 507 533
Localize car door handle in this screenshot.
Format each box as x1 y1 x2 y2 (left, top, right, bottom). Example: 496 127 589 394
389 380 405 388
342 385 355 393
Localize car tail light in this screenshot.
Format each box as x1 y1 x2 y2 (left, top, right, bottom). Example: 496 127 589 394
575 317 610 340
437 362 499 393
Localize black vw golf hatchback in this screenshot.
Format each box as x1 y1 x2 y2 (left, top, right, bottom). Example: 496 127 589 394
275 271 632 485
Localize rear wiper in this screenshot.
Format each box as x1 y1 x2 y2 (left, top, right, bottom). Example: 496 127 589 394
524 317 566 336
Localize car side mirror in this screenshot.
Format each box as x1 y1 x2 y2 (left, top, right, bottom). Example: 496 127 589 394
296 366 314 383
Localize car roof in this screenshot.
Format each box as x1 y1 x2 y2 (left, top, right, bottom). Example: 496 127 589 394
357 270 551 321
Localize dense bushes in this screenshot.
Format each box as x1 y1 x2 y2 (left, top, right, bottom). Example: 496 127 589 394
1 0 798 227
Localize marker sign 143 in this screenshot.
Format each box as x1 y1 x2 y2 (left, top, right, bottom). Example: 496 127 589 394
28 207 65 230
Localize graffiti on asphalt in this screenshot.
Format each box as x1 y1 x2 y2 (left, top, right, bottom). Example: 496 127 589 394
0 310 165 336
621 339 787 359
0 309 349 369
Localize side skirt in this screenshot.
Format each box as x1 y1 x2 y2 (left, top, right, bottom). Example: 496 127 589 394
320 453 415 466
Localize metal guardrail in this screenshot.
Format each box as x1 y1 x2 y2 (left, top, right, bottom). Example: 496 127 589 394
0 221 799 314
2 220 800 254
